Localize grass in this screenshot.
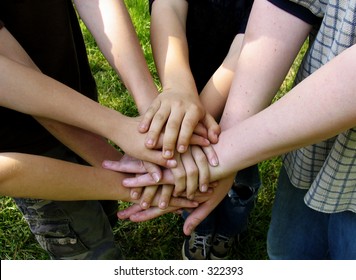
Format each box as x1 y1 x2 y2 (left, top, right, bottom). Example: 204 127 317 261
0 0 306 260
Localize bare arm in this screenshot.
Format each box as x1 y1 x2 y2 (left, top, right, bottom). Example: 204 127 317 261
0 27 172 167
74 0 158 113
199 34 244 120
0 152 202 211
139 0 209 157
114 0 356 233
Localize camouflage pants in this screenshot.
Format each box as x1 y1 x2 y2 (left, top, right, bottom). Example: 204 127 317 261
14 146 123 260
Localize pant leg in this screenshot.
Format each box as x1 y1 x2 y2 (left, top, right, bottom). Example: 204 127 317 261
215 164 261 237
182 208 217 235
13 146 122 259
328 211 356 260
14 198 122 259
267 166 329 260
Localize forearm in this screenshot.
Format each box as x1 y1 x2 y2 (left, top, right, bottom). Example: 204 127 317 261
0 54 129 147
37 118 123 167
151 0 197 94
200 34 244 120
0 153 131 201
220 0 311 130
74 0 158 113
212 44 356 180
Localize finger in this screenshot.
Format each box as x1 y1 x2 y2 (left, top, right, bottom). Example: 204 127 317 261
122 168 175 187
129 206 180 222
183 200 218 236
189 134 210 147
181 148 199 199
202 145 219 167
143 161 162 183
140 185 159 209
168 195 199 208
170 155 187 197
202 113 221 144
176 111 201 154
117 203 142 220
145 105 171 150
158 184 174 209
102 156 146 173
193 122 208 138
191 146 210 193
183 176 234 235
142 149 178 169
162 108 185 158
138 99 161 133
130 187 143 200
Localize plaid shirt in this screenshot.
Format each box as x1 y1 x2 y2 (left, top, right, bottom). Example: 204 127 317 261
276 0 356 213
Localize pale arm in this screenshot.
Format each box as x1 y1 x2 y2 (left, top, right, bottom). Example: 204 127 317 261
0 152 201 210
74 0 158 113
199 34 244 121
0 28 172 167
118 44 356 231
139 0 208 157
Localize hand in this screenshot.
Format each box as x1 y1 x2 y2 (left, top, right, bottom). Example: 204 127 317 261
117 188 214 222
171 145 211 199
114 116 179 168
138 89 205 159
182 175 235 235
130 185 201 210
103 145 217 200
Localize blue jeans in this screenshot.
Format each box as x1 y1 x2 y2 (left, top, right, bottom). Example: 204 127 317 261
267 166 356 260
14 146 122 260
183 164 261 237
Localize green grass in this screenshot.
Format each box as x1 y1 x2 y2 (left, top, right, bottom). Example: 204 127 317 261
0 0 306 260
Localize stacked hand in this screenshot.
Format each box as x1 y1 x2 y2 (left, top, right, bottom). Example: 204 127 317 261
101 83 229 235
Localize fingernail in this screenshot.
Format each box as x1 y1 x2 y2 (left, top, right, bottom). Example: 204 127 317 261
142 202 149 209
160 201 167 209
201 184 208 192
167 159 177 167
211 157 219 166
164 150 172 158
146 139 154 147
152 173 160 183
122 179 130 186
139 123 147 131
117 211 126 218
102 160 111 167
131 191 139 200
178 145 186 153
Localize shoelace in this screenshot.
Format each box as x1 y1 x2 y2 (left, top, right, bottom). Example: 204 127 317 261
193 234 212 258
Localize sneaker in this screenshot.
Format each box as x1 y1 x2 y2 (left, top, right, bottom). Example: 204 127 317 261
210 234 235 260
182 231 212 260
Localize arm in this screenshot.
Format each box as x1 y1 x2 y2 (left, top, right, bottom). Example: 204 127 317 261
0 152 202 210
112 0 325 231
74 0 158 114
0 27 173 168
199 34 244 121
139 0 209 157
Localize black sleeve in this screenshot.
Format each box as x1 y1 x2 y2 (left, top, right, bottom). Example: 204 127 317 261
149 0 154 13
268 0 320 25
0 20 4 29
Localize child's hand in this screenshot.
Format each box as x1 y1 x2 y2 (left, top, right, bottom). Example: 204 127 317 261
138 89 205 159
117 187 214 222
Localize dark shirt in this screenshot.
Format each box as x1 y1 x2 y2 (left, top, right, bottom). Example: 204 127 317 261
268 0 320 25
0 0 97 154
149 0 254 91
